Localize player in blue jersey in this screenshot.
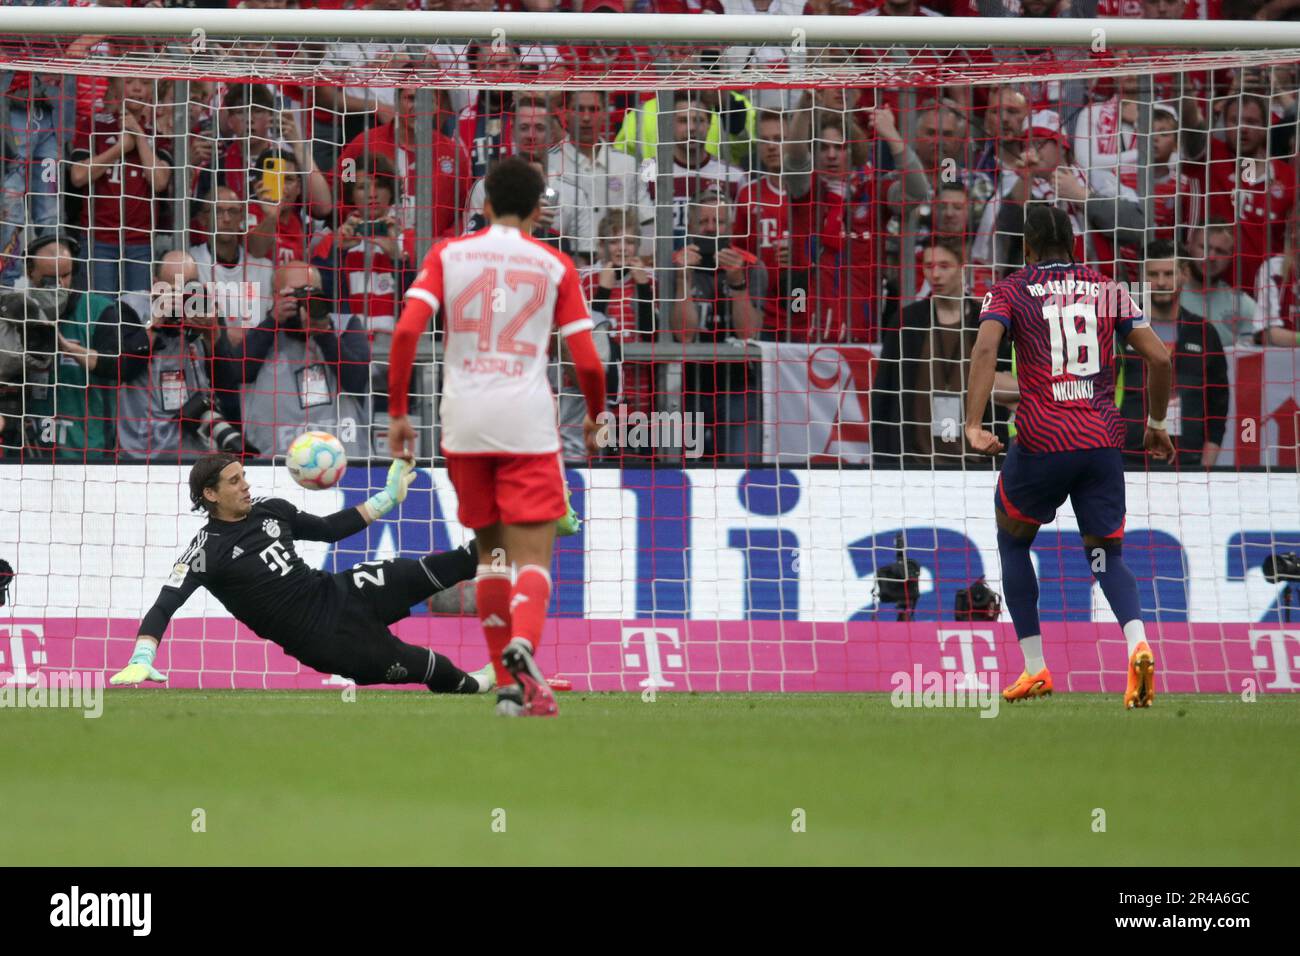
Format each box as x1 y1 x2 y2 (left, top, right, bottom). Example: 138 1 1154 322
964 205 1175 709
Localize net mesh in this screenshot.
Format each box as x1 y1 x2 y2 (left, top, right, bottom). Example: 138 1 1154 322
0 14 1298 694
3 32 1300 90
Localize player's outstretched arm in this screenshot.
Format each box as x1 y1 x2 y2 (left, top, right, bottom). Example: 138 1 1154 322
109 635 167 685
965 320 1007 456
360 459 419 523
1125 324 1175 461
110 560 204 684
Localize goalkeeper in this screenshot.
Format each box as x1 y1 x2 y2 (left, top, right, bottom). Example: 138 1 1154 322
110 452 492 694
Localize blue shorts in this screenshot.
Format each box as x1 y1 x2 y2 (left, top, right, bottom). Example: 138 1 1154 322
995 442 1126 539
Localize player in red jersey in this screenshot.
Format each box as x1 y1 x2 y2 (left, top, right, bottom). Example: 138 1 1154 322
965 205 1174 710
733 110 792 337
386 157 606 717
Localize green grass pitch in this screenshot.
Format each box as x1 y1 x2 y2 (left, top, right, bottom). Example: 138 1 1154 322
3 691 1297 866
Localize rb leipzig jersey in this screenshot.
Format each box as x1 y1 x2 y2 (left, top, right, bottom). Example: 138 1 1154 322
979 260 1146 453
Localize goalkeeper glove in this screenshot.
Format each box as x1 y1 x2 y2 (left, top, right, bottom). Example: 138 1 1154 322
556 486 581 537
109 639 168 685
365 458 418 520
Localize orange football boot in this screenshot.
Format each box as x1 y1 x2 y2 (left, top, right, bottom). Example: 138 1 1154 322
1124 641 1155 710
1002 668 1053 702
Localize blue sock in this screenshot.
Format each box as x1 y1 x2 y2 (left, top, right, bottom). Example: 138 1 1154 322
1086 539 1142 626
997 527 1041 640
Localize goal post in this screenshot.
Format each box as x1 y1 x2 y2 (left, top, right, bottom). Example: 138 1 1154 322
4 10 1300 89
0 8 1297 695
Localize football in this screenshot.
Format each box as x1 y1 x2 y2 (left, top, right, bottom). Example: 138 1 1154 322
286 431 347 490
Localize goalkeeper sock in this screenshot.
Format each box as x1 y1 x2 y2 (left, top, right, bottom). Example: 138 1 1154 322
997 528 1043 666
476 567 513 687
425 650 477 694
419 542 478 595
1085 540 1145 652
510 565 552 652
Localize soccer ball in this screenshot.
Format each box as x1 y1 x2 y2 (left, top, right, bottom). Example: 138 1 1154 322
286 431 347 490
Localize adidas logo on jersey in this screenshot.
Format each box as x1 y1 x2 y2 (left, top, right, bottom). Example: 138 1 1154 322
483 614 507 628
510 594 529 611
231 546 244 559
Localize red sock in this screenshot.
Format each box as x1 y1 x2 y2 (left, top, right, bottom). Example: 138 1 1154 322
510 565 552 652
475 568 512 687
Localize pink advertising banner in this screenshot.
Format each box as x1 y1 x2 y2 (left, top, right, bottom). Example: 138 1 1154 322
2 618 1298 694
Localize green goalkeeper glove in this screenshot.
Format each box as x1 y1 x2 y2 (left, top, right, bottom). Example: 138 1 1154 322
556 486 581 537
365 459 418 520
109 639 168 685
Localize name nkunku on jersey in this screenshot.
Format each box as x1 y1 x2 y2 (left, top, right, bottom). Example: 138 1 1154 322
979 260 1147 453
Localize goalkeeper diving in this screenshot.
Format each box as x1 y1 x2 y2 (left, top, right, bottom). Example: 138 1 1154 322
110 452 494 694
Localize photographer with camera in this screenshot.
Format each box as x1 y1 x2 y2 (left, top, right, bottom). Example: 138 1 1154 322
234 261 370 460
64 250 254 462
0 236 124 460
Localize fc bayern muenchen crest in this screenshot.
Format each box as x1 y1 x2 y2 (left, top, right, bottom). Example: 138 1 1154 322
440 158 453 174
386 663 408 681
263 519 281 539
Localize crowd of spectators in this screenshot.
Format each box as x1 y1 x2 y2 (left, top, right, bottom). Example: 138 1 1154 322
0 0 1297 467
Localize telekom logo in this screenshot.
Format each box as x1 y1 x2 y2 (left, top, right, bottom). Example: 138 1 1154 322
938 629 999 691
0 625 46 685
620 627 683 689
1249 630 1300 690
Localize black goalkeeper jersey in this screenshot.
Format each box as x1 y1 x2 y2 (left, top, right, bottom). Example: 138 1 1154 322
140 498 365 649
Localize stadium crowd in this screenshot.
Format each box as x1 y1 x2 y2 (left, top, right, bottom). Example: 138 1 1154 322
0 0 1297 467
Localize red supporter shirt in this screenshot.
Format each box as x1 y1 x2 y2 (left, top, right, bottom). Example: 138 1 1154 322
337 122 472 240
312 227 410 328
788 171 877 343
733 176 791 336
1206 138 1298 290
582 271 652 341
249 203 308 265
72 111 171 245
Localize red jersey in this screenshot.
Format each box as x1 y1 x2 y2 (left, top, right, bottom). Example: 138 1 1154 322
788 171 877 343
1151 164 1203 240
249 203 308 265
1206 138 1298 290
582 270 652 341
218 138 255 200
1096 0 1220 16
733 175 791 335
980 260 1144 453
72 111 171 245
337 122 472 240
